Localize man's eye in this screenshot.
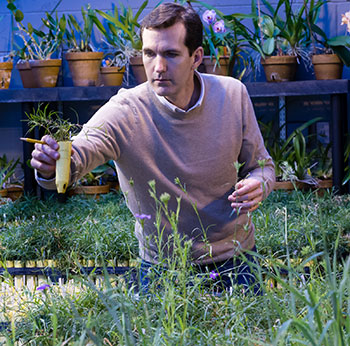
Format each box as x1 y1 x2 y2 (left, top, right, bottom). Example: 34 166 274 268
166 52 178 58
144 51 155 57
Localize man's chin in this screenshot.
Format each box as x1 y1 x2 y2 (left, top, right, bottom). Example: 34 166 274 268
151 85 172 97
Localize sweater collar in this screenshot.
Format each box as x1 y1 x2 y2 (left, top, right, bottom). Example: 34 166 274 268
152 70 205 113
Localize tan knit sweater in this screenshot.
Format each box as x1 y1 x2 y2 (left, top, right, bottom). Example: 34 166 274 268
38 73 275 264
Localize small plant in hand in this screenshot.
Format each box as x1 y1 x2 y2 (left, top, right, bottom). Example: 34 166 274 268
25 103 81 142
25 103 81 193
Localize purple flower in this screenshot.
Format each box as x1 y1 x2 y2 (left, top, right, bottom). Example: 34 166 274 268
209 270 219 280
213 20 226 33
135 213 151 220
202 10 216 25
37 284 50 291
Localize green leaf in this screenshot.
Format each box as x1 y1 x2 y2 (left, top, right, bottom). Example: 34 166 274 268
311 23 328 42
59 15 66 33
7 3 16 12
68 14 81 34
134 0 148 22
263 37 275 55
262 16 275 37
332 46 350 67
328 35 350 47
14 9 24 22
27 22 33 34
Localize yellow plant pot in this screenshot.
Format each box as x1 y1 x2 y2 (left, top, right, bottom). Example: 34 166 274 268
201 56 231 76
29 59 62 87
65 52 103 86
56 141 72 194
0 61 13 89
99 66 125 86
312 54 343 80
261 56 297 82
130 56 147 84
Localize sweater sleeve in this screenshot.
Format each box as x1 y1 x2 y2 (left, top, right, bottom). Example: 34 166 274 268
35 90 138 190
237 83 275 198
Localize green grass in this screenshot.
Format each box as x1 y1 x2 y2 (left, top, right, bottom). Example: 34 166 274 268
1 189 350 344
0 192 137 267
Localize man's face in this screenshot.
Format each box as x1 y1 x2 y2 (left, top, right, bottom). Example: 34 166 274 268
142 22 202 107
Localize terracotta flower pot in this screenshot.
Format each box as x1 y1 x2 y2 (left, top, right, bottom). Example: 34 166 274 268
69 184 110 199
312 54 343 80
6 186 23 201
0 61 13 89
65 52 103 86
16 61 37 88
99 66 125 86
56 141 72 194
273 180 309 191
200 56 231 76
130 56 147 84
29 59 62 87
261 55 297 82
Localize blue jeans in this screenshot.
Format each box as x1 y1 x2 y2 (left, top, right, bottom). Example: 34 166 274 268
139 246 262 295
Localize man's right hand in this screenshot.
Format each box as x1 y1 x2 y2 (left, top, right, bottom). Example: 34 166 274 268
30 135 60 179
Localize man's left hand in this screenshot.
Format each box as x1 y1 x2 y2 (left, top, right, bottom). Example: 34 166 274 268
228 177 264 214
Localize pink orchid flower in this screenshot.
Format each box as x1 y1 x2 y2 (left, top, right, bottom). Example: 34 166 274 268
202 10 216 25
213 20 226 33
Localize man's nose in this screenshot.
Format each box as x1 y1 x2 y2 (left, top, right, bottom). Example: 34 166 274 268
154 55 167 73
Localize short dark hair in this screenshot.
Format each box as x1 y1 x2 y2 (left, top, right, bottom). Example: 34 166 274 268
140 3 203 56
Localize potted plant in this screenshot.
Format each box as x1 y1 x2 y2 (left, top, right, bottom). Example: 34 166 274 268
245 0 310 82
199 8 231 76
92 13 128 86
0 155 23 201
15 48 36 88
196 3 255 79
24 103 81 194
260 117 321 190
0 53 14 89
95 1 148 84
64 5 103 86
306 4 350 80
7 1 66 88
68 165 111 198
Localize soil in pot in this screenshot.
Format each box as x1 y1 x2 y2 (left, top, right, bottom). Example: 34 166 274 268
65 52 103 86
261 56 297 82
0 61 13 89
29 59 62 87
16 61 37 88
312 54 343 80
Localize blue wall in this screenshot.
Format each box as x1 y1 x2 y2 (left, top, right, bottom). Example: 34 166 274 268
1 0 349 81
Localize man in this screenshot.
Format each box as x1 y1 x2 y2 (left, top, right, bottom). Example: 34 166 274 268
31 3 275 293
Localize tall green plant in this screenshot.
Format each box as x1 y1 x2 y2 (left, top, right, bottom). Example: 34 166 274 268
305 0 350 66
7 0 66 60
65 4 97 52
238 0 310 60
95 1 148 54
260 117 321 179
0 155 21 189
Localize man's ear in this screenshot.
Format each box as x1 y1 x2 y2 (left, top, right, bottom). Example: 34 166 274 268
192 46 204 70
